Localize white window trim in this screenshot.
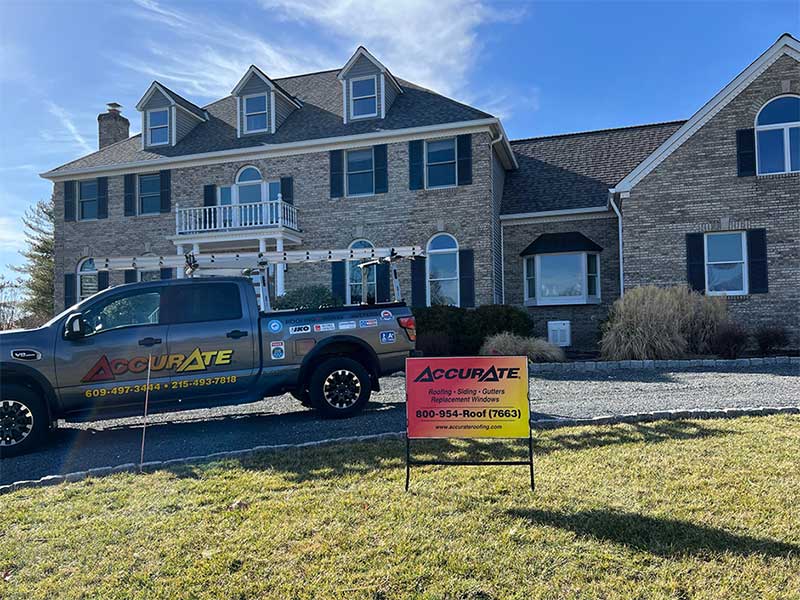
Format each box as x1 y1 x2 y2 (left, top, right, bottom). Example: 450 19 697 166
704 231 749 296
146 108 170 147
77 180 98 222
426 233 460 307
424 137 458 190
522 252 601 306
77 258 98 301
755 94 800 176
242 93 269 134
345 147 375 197
138 269 161 282
137 173 161 216
349 75 378 120
346 239 377 305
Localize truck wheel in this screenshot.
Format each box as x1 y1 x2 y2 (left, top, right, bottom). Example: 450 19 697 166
309 357 372 418
0 385 49 458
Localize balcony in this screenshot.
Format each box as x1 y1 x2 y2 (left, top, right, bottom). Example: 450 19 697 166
175 200 299 236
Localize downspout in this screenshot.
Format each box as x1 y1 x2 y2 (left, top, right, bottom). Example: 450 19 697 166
490 130 505 303
608 192 624 296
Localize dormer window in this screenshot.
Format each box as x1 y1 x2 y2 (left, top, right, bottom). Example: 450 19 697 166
244 94 268 133
350 76 377 118
755 95 800 175
147 109 170 146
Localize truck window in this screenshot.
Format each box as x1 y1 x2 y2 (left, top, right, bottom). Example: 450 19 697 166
169 282 243 324
82 289 162 336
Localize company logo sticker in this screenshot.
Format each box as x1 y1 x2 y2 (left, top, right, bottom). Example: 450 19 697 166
313 323 335 332
11 349 42 361
379 331 396 344
359 318 378 328
82 347 235 383
289 324 312 335
338 321 357 330
270 341 285 360
413 364 522 383
380 310 393 321
267 319 283 334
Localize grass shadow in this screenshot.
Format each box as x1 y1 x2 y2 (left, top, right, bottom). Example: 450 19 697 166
506 508 800 558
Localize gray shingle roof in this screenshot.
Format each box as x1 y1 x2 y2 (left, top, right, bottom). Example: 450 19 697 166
154 81 207 120
49 70 492 174
502 121 685 215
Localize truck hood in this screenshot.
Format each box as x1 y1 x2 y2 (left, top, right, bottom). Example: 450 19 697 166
0 325 53 363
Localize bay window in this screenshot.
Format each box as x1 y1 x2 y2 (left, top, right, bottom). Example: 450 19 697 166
704 231 748 295
523 252 600 306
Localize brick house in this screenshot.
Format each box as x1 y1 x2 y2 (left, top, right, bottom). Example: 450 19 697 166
42 36 799 350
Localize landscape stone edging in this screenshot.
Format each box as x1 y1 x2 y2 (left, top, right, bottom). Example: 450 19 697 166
2 406 799 495
529 355 799 373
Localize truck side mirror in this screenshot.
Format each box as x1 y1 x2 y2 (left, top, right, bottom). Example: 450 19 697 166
64 313 86 340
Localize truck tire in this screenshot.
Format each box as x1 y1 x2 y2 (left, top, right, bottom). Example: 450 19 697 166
309 357 372 418
0 384 49 458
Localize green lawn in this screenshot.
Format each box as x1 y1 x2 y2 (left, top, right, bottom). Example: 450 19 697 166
2 416 799 600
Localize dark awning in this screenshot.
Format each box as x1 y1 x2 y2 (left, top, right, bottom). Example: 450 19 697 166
520 232 603 256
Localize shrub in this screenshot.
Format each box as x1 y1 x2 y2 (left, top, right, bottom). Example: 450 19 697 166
272 285 342 310
600 286 728 360
413 305 534 355
754 325 789 354
416 330 454 357
480 332 565 363
711 321 749 359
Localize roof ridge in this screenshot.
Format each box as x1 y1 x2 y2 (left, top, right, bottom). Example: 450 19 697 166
153 80 206 115
510 120 687 144
273 67 341 81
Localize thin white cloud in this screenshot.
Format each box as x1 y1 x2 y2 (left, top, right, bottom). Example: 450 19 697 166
0 216 25 253
45 102 93 154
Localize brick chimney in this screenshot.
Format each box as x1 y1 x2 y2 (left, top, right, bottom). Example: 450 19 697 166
97 102 130 149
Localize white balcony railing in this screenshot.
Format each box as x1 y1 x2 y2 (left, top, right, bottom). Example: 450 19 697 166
175 199 299 235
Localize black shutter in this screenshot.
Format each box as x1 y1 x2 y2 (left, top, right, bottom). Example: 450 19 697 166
686 232 705 292
376 262 390 302
736 129 756 177
160 268 172 280
331 262 346 303
411 257 427 307
409 140 424 190
124 174 136 216
374 144 388 194
64 181 76 222
203 184 216 207
159 170 171 213
747 229 768 294
97 271 109 291
457 134 473 186
96 177 108 219
458 249 475 307
64 273 76 309
124 270 137 284
280 176 294 205
330 150 344 199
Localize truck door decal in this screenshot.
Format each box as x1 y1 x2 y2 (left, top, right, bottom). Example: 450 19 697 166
81 347 235 383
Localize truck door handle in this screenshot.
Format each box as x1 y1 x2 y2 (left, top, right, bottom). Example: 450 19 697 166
138 337 162 347
226 330 248 339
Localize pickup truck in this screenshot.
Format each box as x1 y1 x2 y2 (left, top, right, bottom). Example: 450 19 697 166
0 277 416 457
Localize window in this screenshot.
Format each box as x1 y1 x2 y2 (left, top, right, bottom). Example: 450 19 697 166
139 270 161 282
138 174 161 214
81 289 162 336
236 166 262 204
755 95 800 175
147 109 169 146
78 180 98 220
243 94 268 133
347 240 376 304
704 231 748 295
170 283 242 323
350 76 377 118
78 258 98 300
425 138 457 188
346 148 374 196
427 233 459 306
523 253 601 306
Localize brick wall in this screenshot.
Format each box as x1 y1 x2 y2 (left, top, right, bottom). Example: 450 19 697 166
624 54 800 344
502 214 620 350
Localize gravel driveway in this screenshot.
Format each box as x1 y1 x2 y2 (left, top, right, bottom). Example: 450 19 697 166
1 365 797 485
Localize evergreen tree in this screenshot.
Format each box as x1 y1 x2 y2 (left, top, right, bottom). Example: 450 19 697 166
11 198 54 325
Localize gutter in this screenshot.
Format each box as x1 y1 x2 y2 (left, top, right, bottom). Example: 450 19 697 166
608 191 624 296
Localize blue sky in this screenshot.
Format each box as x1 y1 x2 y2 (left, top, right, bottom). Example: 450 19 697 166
0 0 797 278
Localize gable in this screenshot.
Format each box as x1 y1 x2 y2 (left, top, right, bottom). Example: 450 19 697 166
239 74 270 96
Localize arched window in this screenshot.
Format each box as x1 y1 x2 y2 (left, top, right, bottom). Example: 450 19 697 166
347 239 376 304
426 233 459 306
236 166 264 204
755 95 799 175
77 258 98 301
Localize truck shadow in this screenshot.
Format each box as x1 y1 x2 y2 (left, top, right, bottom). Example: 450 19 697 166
505 508 800 558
